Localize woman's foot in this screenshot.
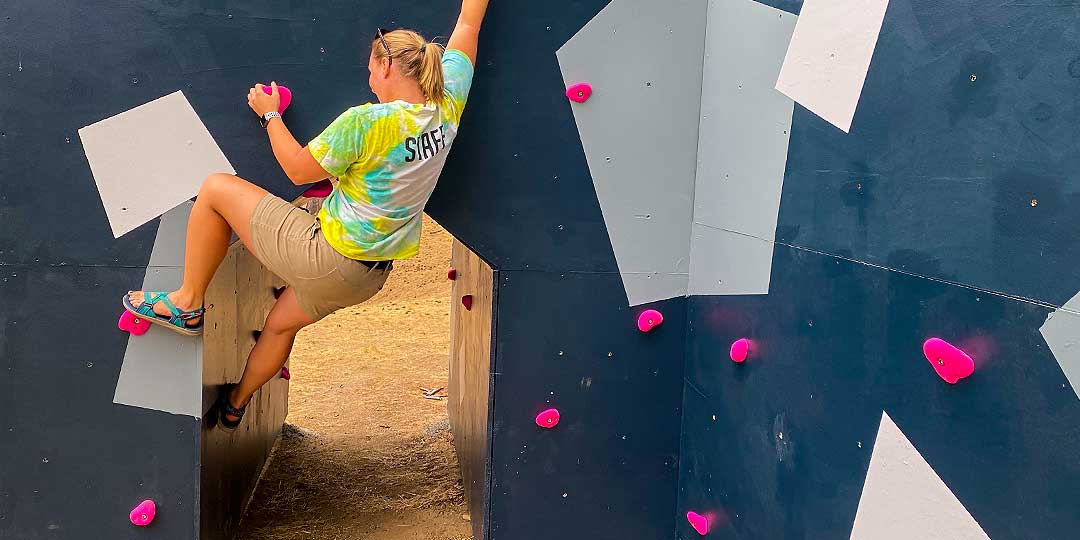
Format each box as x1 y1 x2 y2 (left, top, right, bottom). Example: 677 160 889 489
126 290 203 328
219 384 252 429
223 387 250 424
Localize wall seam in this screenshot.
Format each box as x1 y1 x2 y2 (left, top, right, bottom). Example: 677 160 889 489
674 1 715 535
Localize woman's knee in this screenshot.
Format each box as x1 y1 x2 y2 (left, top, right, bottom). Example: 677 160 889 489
200 172 238 197
263 303 312 336
261 321 303 338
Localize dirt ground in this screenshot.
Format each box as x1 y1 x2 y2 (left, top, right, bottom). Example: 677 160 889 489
237 216 472 540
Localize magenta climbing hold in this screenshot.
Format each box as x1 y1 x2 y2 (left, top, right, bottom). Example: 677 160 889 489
118 311 151 336
462 295 474 311
448 268 458 281
535 408 560 428
280 366 291 381
260 83 292 113
922 337 975 384
686 511 709 536
129 499 156 527
566 83 593 103
637 309 663 332
302 179 333 198
730 338 750 363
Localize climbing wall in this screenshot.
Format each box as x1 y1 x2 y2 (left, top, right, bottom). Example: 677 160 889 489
8 0 1079 538
432 0 1080 539
429 2 691 537
0 1 456 538
200 242 288 539
675 0 1080 538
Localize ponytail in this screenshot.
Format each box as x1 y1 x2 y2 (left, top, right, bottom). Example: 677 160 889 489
372 29 446 104
418 41 446 105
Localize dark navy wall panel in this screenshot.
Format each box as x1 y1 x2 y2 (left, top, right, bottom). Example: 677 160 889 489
678 243 1080 539
488 270 684 540
776 0 1080 308
0 266 199 539
0 0 459 267
0 2 459 538
428 0 620 272
750 0 802 15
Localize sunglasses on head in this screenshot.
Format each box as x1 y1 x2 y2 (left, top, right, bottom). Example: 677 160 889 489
375 27 393 67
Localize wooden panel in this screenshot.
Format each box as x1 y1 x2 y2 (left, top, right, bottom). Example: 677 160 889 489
199 241 289 540
448 239 497 540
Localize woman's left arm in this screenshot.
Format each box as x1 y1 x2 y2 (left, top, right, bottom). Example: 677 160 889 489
248 82 330 185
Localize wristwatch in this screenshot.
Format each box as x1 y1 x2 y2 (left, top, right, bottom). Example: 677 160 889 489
259 111 282 128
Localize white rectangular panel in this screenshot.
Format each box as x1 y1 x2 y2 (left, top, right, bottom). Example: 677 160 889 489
775 0 890 132
79 91 235 238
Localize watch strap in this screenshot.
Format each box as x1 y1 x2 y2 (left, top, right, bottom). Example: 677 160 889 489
260 111 282 127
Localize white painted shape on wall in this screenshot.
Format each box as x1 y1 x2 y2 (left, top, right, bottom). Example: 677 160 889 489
557 0 708 306
79 91 234 238
689 0 796 296
775 0 890 132
850 412 990 540
113 202 204 417
1039 291 1080 400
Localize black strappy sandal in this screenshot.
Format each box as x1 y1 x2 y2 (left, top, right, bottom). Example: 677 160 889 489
216 385 247 431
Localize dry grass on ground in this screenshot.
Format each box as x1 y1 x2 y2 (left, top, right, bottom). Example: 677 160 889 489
238 216 472 540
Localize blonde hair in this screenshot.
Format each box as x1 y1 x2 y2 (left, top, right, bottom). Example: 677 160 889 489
373 29 446 104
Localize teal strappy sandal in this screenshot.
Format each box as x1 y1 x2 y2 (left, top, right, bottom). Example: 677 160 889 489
121 292 207 337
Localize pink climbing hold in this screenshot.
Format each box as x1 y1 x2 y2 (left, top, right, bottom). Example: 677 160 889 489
566 83 593 103
637 309 663 332
280 366 291 381
686 511 709 536
730 338 750 363
535 408 560 429
118 311 151 336
129 499 156 527
302 179 333 198
448 268 458 281
462 295 474 311
260 83 292 113
922 337 975 384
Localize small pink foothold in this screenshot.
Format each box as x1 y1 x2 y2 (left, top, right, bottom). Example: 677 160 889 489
302 179 333 198
730 338 750 363
462 295 473 311
129 499 156 527
280 366 291 380
687 511 709 535
535 408 560 428
922 338 975 384
118 311 150 336
566 83 593 103
261 83 292 113
448 268 458 281
637 309 664 332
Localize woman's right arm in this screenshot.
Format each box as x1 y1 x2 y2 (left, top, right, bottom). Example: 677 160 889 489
447 0 489 65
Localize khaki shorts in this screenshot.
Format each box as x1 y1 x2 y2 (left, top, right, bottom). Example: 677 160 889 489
250 194 392 321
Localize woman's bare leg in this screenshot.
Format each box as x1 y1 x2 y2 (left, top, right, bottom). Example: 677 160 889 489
225 287 314 421
128 173 268 322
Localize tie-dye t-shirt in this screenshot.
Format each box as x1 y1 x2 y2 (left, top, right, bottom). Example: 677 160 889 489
308 49 474 261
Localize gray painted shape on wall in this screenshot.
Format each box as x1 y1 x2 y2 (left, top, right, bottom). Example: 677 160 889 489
557 0 708 306
78 91 235 238
114 202 204 417
147 200 191 268
689 0 796 296
850 412 990 540
1039 292 1080 400
690 224 776 295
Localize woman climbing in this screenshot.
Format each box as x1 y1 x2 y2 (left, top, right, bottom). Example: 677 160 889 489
121 0 490 429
